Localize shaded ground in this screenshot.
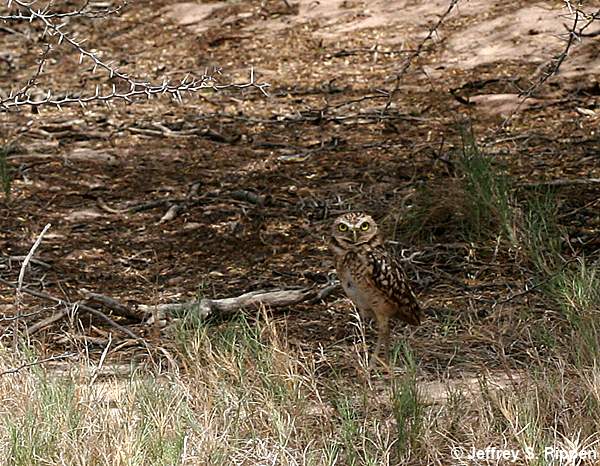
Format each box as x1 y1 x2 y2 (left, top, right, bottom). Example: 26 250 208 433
1 0 599 381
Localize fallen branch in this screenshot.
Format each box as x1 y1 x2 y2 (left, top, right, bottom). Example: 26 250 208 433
230 189 270 206
0 352 77 377
0 278 144 342
198 288 322 316
80 289 147 320
518 178 600 188
8 256 52 269
25 309 69 336
139 285 339 320
96 183 207 222
17 223 51 293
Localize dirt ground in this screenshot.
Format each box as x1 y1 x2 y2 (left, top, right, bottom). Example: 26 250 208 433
1 0 599 379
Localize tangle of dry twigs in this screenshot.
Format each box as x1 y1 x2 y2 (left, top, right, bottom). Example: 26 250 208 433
502 0 600 127
382 0 461 115
0 0 269 111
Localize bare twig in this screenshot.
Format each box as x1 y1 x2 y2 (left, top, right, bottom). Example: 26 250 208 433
89 333 112 386
16 223 51 294
0 352 77 376
9 44 52 106
80 289 147 320
502 2 600 127
1 0 269 111
12 222 52 346
0 309 46 322
382 0 461 114
0 278 144 341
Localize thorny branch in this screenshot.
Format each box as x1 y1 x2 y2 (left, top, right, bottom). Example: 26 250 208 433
382 0 461 114
283 0 460 121
0 0 126 20
8 43 52 105
0 0 269 111
502 1 600 127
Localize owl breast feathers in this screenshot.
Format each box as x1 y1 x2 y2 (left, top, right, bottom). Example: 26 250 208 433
329 212 422 326
337 243 422 325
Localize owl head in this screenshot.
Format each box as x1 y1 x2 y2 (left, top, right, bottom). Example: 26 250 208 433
332 212 381 248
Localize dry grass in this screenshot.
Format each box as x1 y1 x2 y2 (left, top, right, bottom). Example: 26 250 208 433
2 296 600 465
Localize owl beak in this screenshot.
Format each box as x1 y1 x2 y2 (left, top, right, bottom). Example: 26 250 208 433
352 229 358 243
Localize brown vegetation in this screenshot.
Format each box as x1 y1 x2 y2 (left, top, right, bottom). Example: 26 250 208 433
1 0 599 464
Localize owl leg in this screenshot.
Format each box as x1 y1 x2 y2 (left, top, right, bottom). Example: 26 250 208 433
358 307 374 322
370 313 391 368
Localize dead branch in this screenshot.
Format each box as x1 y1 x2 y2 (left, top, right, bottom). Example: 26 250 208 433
127 124 235 143
80 289 147 320
97 181 206 223
8 255 52 269
96 197 130 214
0 278 144 341
139 285 337 320
0 309 47 322
502 3 600 127
25 309 68 336
306 283 339 304
158 204 184 224
383 0 461 114
7 43 52 107
1 0 269 111
230 190 270 207
198 288 321 316
12 223 51 345
128 199 174 213
0 0 127 20
517 178 600 188
16 223 51 293
0 352 77 377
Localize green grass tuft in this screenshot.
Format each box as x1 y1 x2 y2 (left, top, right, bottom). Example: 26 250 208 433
399 123 514 244
391 344 424 457
550 260 600 366
521 188 564 276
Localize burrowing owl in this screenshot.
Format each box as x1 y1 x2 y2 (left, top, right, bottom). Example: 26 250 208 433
329 212 422 365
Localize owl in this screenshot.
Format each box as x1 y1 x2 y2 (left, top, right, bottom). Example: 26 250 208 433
329 212 422 366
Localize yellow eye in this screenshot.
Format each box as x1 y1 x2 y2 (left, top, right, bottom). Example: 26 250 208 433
338 223 348 232
360 222 370 231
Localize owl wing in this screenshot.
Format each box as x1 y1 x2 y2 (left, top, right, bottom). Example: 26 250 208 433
365 245 422 325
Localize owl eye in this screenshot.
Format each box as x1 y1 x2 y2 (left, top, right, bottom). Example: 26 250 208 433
360 222 370 231
338 223 348 232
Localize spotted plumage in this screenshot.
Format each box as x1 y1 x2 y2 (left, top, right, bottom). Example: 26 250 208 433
329 212 422 365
